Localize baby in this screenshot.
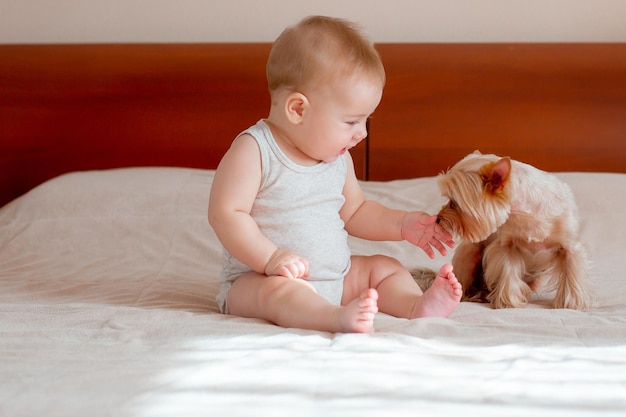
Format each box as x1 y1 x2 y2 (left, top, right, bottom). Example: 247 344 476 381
208 15 462 333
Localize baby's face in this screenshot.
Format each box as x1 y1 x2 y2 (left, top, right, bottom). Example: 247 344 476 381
298 73 382 163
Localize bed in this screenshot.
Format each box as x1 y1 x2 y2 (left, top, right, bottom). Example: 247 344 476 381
1 43 626 417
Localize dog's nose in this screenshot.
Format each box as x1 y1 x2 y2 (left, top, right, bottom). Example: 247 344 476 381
436 217 441 224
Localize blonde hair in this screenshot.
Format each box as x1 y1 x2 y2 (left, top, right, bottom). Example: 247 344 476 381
266 16 385 94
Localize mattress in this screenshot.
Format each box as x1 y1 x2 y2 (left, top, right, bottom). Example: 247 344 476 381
1 167 625 417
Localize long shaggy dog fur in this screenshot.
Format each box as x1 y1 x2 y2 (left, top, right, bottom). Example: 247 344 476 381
415 152 591 309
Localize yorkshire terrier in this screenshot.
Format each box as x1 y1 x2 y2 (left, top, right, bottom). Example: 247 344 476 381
416 151 591 309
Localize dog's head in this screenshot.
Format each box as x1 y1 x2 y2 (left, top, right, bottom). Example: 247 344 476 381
436 152 513 243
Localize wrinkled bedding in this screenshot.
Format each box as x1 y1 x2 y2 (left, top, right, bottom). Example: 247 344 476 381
1 167 625 417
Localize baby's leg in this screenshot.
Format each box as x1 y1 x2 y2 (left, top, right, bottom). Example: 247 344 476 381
344 256 461 319
227 272 378 333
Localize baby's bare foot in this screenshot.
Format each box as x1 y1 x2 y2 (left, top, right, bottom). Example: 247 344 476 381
338 289 379 333
412 264 462 318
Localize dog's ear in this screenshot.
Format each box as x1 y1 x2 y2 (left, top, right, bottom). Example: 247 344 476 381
480 157 511 195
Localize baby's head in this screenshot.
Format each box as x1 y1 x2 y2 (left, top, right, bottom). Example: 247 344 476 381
266 16 385 96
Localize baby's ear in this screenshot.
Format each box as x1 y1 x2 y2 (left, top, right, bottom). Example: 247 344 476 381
480 157 511 195
285 92 308 124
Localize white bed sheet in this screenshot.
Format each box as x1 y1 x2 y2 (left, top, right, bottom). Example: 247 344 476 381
1 167 625 417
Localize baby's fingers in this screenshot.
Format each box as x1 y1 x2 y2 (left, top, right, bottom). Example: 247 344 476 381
420 244 436 260
435 228 455 248
432 237 451 256
279 260 309 279
277 265 295 279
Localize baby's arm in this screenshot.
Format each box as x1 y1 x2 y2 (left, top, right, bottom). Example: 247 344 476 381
208 134 309 278
341 154 453 259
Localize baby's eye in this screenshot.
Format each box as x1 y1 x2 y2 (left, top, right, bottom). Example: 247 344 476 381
345 120 359 126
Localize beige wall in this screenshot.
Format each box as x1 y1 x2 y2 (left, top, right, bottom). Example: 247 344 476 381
2 0 626 43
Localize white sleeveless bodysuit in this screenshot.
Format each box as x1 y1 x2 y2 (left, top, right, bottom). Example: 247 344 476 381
215 120 352 313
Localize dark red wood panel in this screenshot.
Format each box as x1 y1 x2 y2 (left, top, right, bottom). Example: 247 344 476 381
369 43 626 179
0 44 368 206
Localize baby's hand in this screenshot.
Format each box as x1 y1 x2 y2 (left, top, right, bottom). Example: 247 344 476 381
401 212 455 259
265 249 310 279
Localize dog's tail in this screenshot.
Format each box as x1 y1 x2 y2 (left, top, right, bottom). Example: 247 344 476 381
411 266 488 302
410 268 438 291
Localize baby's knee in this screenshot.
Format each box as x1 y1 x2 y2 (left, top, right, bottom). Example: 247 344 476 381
369 254 407 276
372 254 402 266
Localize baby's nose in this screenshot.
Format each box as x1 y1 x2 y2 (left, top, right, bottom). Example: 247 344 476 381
355 125 368 140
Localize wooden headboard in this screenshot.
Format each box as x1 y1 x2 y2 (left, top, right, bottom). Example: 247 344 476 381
1 43 625 207
371 44 626 180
